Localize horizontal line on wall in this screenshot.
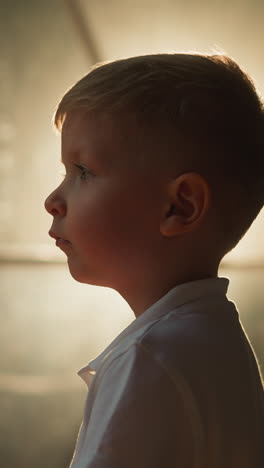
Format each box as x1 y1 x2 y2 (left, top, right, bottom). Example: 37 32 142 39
0 372 81 394
0 243 263 269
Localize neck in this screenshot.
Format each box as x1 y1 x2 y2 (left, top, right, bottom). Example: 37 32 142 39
115 266 219 318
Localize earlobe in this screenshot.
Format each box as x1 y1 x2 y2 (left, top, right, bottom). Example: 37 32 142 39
160 210 190 237
160 172 211 237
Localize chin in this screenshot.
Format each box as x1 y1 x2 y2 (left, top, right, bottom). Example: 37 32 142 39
68 261 106 287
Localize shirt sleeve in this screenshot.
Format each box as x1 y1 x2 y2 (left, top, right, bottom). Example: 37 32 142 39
72 341 204 468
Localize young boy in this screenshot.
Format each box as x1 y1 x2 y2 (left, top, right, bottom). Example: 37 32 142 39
45 53 264 467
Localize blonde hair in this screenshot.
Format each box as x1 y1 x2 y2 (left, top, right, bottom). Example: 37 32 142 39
55 53 264 256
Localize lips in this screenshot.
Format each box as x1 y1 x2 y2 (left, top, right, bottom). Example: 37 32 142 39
48 230 71 248
48 230 66 241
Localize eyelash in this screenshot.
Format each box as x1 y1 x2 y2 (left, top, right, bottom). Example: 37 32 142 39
60 164 92 181
74 164 92 180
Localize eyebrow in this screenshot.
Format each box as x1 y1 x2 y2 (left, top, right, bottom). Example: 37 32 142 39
60 146 109 172
60 147 90 163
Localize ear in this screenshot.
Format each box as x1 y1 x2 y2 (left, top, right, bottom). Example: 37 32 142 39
160 172 211 237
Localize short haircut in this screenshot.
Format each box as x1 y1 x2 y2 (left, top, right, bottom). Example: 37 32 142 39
55 53 264 257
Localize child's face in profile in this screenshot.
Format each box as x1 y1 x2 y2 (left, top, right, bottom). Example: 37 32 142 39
45 110 166 290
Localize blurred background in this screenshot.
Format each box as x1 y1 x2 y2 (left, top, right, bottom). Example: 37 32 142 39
0 1 263 467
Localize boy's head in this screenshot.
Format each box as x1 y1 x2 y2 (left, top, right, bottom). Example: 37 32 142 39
45 53 263 310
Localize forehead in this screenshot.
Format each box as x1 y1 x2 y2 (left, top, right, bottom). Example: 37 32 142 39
61 109 139 170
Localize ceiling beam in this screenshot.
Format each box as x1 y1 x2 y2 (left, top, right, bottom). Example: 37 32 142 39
65 0 101 64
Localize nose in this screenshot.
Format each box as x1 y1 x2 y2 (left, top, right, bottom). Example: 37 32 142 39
44 186 66 217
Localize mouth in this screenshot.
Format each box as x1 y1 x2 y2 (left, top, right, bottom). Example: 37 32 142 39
48 230 71 248
55 238 71 247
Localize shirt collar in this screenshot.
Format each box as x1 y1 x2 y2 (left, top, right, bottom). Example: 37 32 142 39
78 276 229 385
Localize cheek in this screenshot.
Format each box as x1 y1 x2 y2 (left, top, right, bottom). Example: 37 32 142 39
67 181 160 249
66 193 121 245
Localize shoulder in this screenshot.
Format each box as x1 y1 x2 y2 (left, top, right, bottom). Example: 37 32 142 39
96 298 243 394
137 299 243 381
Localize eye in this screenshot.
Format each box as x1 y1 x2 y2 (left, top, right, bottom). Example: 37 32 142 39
74 164 92 181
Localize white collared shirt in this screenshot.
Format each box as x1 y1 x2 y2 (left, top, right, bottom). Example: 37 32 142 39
70 277 264 468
